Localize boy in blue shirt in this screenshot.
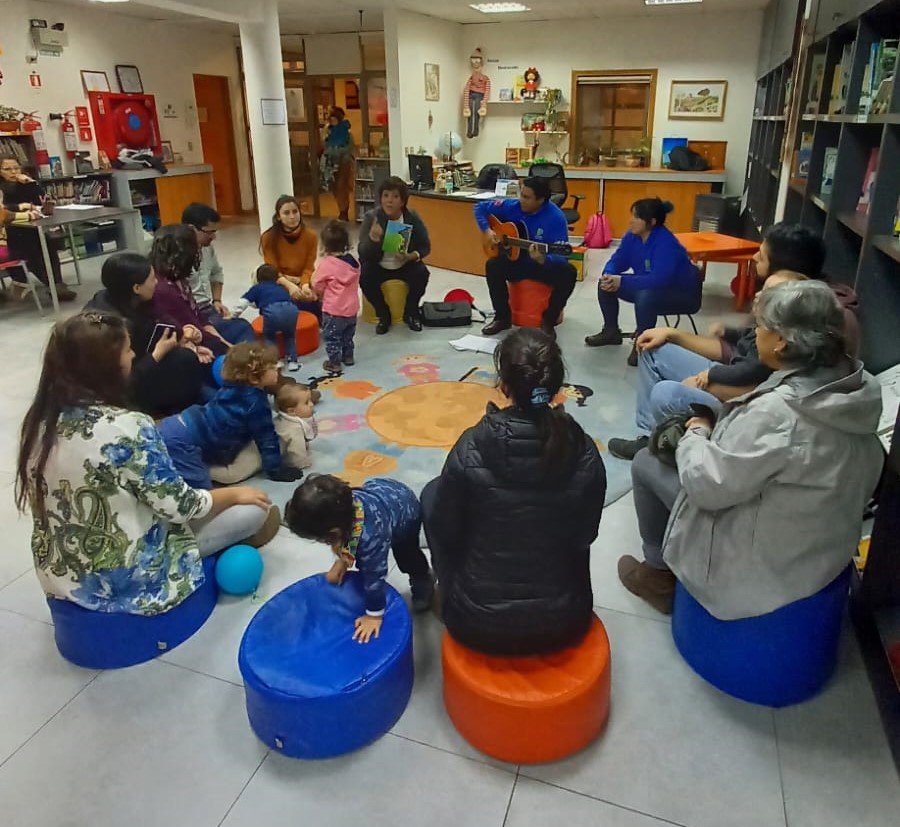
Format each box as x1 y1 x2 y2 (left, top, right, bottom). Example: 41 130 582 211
232 265 301 370
474 176 576 339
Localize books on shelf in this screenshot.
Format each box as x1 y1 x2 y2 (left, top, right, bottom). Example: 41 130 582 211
806 53 826 113
856 149 879 215
859 39 898 115
820 147 838 196
794 132 813 179
828 41 855 114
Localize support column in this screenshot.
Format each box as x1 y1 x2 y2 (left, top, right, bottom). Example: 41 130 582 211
239 0 292 232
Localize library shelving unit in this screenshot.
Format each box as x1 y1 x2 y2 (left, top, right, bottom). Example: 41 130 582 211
745 57 793 235
354 157 390 223
0 131 38 176
748 0 900 769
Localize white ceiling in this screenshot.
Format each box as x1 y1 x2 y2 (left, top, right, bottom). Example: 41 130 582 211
54 0 769 34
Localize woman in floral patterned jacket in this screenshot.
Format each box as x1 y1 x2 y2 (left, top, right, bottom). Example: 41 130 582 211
15 313 276 615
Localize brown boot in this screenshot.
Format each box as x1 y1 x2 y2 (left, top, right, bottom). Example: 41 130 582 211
243 506 281 550
617 554 676 615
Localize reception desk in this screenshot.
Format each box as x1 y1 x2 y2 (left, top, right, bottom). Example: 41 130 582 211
410 166 727 275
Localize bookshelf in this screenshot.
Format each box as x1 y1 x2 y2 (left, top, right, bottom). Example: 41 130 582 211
747 0 900 770
354 158 390 223
39 172 113 206
0 132 38 176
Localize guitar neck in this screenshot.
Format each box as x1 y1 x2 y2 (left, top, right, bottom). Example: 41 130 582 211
503 236 549 252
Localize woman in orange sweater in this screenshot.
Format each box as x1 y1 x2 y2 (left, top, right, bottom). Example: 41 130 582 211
259 195 321 318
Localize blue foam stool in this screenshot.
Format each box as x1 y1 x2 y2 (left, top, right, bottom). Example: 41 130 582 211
47 556 218 670
672 567 851 707
239 572 414 759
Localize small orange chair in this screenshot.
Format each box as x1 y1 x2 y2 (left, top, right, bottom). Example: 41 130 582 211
509 279 564 328
441 615 611 764
251 310 320 357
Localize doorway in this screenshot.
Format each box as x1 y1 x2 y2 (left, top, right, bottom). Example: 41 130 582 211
193 74 242 216
290 76 364 220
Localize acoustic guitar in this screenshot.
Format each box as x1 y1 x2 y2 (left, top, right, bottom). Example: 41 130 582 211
483 214 573 262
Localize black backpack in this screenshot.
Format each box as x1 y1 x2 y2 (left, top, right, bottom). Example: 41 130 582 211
668 146 710 172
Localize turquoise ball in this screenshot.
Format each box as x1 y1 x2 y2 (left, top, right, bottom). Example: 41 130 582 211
211 355 226 387
215 544 264 596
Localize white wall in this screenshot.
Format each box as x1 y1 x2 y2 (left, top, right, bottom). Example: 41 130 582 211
2 0 254 210
385 10 465 177
460 12 762 192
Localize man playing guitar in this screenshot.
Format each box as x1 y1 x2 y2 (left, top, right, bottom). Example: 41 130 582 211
475 176 576 338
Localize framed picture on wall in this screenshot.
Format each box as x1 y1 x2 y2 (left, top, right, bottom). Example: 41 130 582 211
424 63 440 102
116 65 143 94
81 70 110 94
669 80 728 120
160 141 175 165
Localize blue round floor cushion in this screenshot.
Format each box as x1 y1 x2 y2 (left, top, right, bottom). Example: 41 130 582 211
238 572 414 758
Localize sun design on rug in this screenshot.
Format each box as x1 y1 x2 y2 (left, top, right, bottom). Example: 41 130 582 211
366 381 506 448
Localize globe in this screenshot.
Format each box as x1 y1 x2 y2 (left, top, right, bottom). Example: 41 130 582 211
437 131 463 161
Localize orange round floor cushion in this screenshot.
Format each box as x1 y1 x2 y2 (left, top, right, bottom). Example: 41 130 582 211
441 615 611 763
251 310 319 357
509 279 564 327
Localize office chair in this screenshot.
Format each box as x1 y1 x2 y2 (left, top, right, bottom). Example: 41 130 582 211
527 162 585 228
476 163 519 191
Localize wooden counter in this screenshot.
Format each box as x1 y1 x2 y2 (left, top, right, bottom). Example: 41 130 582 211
517 166 727 237
408 192 488 275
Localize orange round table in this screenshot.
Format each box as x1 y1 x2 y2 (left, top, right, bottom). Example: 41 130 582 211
251 310 319 357
509 279 564 327
441 615 611 764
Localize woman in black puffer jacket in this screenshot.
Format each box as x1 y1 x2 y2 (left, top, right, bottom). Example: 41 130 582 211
421 328 606 655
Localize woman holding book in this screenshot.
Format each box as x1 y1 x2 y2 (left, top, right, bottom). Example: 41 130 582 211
357 176 431 334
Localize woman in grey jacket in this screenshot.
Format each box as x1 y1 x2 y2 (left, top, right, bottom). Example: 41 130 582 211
357 176 431 334
620 280 883 617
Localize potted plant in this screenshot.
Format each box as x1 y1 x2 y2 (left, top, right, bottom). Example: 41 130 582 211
0 106 21 133
543 88 563 131
601 144 617 167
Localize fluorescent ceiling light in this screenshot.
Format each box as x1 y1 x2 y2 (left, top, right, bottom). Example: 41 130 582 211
644 0 702 5
469 3 532 13
90 1 130 4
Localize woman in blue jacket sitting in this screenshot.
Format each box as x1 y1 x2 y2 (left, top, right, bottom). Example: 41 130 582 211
585 197 699 366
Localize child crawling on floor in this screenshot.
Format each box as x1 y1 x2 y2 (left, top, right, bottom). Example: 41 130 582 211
158 341 305 489
210 381 319 484
285 475 434 643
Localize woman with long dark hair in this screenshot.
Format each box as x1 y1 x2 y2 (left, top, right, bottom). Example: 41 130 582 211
84 251 211 417
15 313 277 616
421 327 607 655
259 195 321 318
150 224 230 355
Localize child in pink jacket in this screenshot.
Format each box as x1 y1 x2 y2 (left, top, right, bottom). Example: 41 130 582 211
312 220 361 373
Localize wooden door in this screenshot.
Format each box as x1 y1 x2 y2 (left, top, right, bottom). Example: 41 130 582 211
193 74 241 215
157 173 214 225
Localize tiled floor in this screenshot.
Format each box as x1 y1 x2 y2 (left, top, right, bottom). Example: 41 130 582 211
1 219 898 827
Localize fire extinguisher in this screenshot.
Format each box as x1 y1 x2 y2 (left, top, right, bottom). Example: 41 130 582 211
20 111 51 178
61 112 77 159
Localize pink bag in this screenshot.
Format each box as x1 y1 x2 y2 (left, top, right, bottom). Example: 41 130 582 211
583 212 611 249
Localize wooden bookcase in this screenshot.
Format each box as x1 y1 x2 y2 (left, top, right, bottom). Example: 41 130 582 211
748 0 900 769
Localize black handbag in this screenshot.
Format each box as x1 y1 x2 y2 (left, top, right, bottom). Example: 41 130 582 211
420 300 476 327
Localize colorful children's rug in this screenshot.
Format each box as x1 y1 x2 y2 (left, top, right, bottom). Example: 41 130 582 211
253 325 638 508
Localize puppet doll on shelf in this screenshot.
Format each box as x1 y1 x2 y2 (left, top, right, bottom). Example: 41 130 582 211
522 67 540 100
462 48 491 139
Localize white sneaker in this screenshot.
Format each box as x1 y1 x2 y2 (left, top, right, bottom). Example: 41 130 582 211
287 359 300 372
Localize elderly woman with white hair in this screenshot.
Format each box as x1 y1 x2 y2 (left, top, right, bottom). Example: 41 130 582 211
618 279 883 617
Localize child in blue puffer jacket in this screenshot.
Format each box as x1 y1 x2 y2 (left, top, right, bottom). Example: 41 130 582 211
158 341 305 489
285 475 434 643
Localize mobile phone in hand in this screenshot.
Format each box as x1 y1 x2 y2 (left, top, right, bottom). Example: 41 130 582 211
147 323 177 353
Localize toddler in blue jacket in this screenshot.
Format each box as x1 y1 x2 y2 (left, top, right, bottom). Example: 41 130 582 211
232 265 300 371
285 475 434 643
158 341 305 489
